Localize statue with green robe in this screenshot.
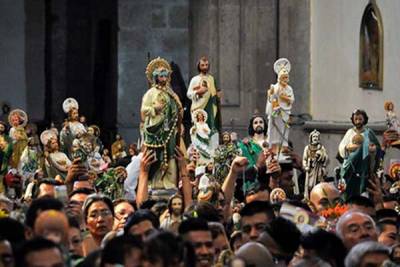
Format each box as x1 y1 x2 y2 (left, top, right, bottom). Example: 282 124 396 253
141 57 183 190
338 109 382 200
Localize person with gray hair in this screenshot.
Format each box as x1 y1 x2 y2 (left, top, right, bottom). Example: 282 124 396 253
335 210 377 250
344 241 390 267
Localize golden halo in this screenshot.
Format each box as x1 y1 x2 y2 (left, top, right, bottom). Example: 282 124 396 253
145 57 172 85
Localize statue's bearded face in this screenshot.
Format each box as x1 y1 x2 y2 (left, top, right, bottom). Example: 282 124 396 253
171 197 183 216
279 73 289 86
222 133 231 144
70 109 79 121
0 124 5 135
49 138 59 152
353 114 365 129
199 60 209 74
311 133 320 145
252 117 264 134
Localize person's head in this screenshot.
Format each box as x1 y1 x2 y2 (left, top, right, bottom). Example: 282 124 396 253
344 241 390 267
68 108 79 121
248 115 267 137
68 188 94 215
197 56 210 74
376 208 398 223
230 231 244 252
258 217 301 265
17 238 65 267
167 194 183 217
239 201 275 242
309 130 321 145
0 121 6 135
185 201 221 223
346 196 376 218
392 244 400 264
235 241 274 267
336 211 378 250
0 218 25 253
82 194 114 242
143 230 195 267
278 69 290 86
67 216 83 258
124 209 159 240
310 182 341 212
301 229 347 267
37 179 59 198
377 219 398 247
208 222 230 261
0 196 12 215
153 67 170 86
101 234 143 267
179 218 214 267
351 109 369 129
33 210 69 247
46 137 59 153
0 236 14 267
113 199 135 231
25 197 64 233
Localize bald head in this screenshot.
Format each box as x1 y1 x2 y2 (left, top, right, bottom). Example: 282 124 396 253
235 242 274 267
310 182 341 212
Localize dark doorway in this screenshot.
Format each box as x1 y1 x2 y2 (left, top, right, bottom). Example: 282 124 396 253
44 0 118 147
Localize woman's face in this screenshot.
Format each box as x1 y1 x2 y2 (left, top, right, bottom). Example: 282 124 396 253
68 227 83 257
86 201 113 239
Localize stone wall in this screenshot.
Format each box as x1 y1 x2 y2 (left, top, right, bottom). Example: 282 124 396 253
118 0 190 142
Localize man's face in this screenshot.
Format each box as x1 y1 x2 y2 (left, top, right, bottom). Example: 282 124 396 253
171 198 182 216
68 227 83 257
199 60 209 74
340 213 378 250
353 114 365 129
213 233 229 262
378 224 398 247
38 184 55 198
311 134 319 145
187 230 214 267
114 202 134 230
359 252 389 267
68 193 89 217
241 212 269 243
128 220 155 240
0 240 14 267
252 117 264 135
25 248 65 267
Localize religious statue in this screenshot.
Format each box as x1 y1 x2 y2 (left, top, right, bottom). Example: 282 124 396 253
9 127 28 169
18 137 40 181
384 101 400 146
140 57 183 190
8 109 28 143
0 135 12 193
87 125 103 153
187 56 221 135
102 148 112 165
160 194 184 234
80 133 105 174
190 109 219 167
60 98 87 158
237 115 268 169
41 130 71 180
214 131 241 183
266 58 295 159
302 130 328 199
338 109 381 199
111 134 127 162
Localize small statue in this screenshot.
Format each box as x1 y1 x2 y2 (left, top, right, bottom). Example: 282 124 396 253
41 130 71 180
18 137 40 181
384 101 400 146
0 135 12 193
80 133 105 174
9 127 28 168
214 131 240 183
102 148 112 165
160 194 184 234
87 125 103 153
111 134 127 162
237 115 268 169
190 109 218 167
266 58 295 160
303 130 328 199
338 109 381 199
8 109 28 143
60 98 87 157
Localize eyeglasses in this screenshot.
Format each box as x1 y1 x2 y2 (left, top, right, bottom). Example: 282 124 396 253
88 209 112 219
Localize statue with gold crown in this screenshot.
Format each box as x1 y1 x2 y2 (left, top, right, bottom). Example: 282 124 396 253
140 57 183 191
187 56 221 138
266 58 295 160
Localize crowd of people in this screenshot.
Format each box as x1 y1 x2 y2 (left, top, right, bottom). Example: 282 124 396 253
0 56 400 267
